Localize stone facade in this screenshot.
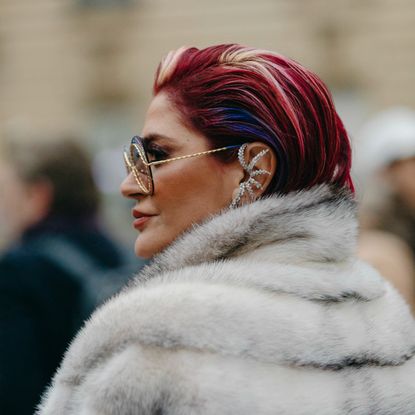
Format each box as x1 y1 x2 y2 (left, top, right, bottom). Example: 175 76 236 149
1 0 414 137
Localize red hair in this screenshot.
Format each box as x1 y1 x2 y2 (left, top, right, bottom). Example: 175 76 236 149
153 44 354 194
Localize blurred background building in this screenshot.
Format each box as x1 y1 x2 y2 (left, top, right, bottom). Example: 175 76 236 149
1 0 415 245
1 2 415 411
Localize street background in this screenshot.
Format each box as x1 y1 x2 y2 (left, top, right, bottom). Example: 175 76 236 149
1 0 414 245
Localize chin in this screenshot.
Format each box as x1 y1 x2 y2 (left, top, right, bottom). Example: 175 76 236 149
134 239 153 259
134 235 165 259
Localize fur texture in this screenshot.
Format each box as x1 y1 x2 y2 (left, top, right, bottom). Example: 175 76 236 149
37 185 415 414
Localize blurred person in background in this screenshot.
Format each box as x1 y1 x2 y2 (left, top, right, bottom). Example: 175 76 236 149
0 135 141 415
38 45 415 415
355 107 415 313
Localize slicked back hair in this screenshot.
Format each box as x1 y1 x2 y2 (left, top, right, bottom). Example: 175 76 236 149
153 44 354 195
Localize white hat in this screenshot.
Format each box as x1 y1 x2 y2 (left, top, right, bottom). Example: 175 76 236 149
353 107 415 179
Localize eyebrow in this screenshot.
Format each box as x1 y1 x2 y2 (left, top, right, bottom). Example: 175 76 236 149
141 133 175 144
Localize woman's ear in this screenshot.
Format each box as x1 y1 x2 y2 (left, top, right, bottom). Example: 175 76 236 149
242 142 277 197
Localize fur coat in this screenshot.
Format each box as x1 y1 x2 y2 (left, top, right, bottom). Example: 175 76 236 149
37 185 415 415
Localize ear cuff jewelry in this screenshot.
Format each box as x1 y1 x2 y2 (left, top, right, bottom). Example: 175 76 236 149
230 143 271 209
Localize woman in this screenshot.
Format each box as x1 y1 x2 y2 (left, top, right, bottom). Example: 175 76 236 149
355 108 415 312
38 45 415 414
0 137 131 415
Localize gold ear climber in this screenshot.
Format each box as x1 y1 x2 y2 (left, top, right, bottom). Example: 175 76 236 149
230 144 271 209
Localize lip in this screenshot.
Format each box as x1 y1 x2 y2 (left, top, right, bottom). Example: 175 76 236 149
132 209 156 231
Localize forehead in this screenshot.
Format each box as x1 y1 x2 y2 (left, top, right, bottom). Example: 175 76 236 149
142 93 207 149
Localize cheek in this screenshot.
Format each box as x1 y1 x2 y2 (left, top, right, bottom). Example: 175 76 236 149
134 175 200 258
135 160 235 258
157 161 231 213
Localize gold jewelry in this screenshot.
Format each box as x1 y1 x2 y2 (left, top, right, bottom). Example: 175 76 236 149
124 136 240 195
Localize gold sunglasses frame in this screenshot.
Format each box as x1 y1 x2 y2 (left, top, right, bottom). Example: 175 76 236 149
123 136 240 195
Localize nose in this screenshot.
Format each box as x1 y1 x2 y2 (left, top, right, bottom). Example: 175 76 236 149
120 172 145 199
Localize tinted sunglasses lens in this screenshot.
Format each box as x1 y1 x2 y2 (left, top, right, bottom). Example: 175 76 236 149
123 149 133 174
129 143 152 194
130 144 149 174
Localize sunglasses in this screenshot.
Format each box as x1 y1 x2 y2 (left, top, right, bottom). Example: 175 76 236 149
123 136 240 195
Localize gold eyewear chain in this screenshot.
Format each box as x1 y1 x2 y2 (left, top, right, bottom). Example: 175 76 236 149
124 138 241 195
135 144 241 167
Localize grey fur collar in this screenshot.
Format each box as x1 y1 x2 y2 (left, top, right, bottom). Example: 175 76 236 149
37 184 415 415
134 184 357 283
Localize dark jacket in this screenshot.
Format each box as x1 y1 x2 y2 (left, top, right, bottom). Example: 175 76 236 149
0 215 134 415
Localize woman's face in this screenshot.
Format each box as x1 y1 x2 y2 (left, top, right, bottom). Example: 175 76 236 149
0 161 51 248
120 93 242 258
